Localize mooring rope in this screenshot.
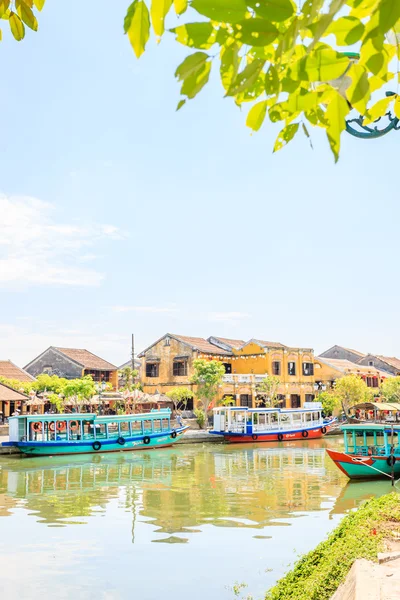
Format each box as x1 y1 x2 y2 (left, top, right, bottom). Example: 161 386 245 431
339 451 394 479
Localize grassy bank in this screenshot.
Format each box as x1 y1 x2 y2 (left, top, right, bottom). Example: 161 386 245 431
265 492 400 600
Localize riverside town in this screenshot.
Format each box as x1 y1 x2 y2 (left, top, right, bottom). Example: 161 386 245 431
3 0 400 598
2 335 400 598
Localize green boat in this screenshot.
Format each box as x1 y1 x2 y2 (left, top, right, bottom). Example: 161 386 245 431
2 410 188 457
327 423 400 480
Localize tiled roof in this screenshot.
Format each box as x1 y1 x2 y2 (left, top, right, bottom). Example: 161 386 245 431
251 339 286 349
55 348 117 370
376 356 400 372
0 382 29 402
342 347 366 358
210 337 246 349
0 360 35 382
318 358 389 377
172 335 230 355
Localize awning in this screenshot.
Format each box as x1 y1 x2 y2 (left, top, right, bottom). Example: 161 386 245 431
351 402 400 411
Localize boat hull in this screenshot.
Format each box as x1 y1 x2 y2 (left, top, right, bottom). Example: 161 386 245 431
326 448 400 480
212 424 329 443
7 429 187 457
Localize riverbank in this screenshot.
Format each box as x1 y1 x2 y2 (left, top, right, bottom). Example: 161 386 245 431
265 492 400 600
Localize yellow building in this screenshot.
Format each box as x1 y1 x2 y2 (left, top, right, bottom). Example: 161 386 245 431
139 334 319 409
313 356 390 394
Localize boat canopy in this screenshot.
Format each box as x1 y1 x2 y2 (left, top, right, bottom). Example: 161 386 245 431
341 423 400 432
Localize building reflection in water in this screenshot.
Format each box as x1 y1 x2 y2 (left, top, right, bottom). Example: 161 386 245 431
0 442 367 543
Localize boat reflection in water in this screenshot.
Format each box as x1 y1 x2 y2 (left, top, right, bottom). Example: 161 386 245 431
0 441 350 539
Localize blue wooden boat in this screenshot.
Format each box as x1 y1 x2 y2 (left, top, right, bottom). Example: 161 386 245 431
3 409 188 457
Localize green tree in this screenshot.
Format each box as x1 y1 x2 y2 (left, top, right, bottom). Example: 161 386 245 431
190 359 225 428
118 366 139 390
62 376 97 412
7 1 400 161
332 374 372 415
165 387 194 414
125 0 400 161
255 375 281 407
316 390 338 416
381 377 400 404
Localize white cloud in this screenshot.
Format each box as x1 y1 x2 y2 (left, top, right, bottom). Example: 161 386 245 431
207 311 251 323
0 194 125 287
112 305 178 314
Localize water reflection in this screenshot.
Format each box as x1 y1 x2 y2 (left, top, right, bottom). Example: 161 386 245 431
0 440 356 539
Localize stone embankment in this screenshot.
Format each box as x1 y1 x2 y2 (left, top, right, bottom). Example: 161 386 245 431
332 553 400 600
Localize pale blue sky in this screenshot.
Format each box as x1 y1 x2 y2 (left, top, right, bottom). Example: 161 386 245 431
0 0 399 367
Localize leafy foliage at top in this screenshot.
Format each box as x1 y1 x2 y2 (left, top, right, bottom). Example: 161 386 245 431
0 0 44 42
124 0 400 160
190 358 225 426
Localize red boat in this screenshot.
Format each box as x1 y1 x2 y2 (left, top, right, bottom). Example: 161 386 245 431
210 404 335 443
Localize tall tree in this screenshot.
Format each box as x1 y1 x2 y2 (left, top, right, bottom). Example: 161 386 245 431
331 374 372 415
255 375 281 407
381 377 400 404
166 387 194 414
190 359 225 428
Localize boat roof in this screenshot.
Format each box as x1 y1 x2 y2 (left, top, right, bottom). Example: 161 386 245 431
350 402 400 411
213 406 322 413
10 409 171 422
341 423 400 432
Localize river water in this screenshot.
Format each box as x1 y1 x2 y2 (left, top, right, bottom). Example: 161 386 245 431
0 437 394 600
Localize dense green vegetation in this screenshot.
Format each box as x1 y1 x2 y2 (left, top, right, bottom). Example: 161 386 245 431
265 492 400 600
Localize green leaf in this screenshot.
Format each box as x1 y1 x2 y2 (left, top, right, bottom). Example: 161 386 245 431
190 0 247 23
275 16 299 60
363 95 394 125
16 0 37 31
394 96 400 120
247 0 294 22
325 91 349 162
175 51 209 80
246 100 268 131
181 61 211 98
349 0 379 18
234 18 278 46
265 64 280 95
302 0 324 24
176 99 186 110
33 0 45 10
235 75 265 103
345 63 370 115
151 0 172 37
220 43 240 91
124 1 150 58
289 49 350 82
9 10 24 40
171 22 216 48
0 0 10 18
173 0 187 14
273 123 299 152
369 72 394 92
226 58 265 96
377 0 400 34
325 16 364 45
305 106 328 127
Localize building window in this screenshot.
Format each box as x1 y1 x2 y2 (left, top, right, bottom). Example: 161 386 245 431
291 394 301 408
85 369 111 382
368 361 373 366
164 337 170 347
173 361 187 376
240 394 252 407
305 394 315 403
272 361 281 376
146 363 159 377
223 363 232 374
288 362 296 376
366 376 378 388
302 362 314 376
